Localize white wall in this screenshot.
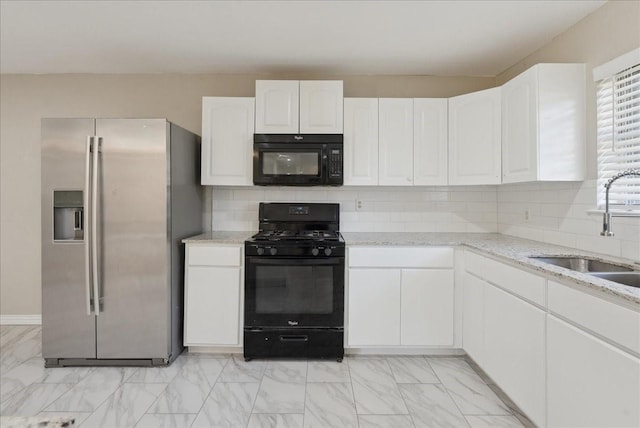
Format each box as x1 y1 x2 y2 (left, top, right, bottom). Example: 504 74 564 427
495 0 640 262
211 186 497 233
0 73 494 316
498 181 639 261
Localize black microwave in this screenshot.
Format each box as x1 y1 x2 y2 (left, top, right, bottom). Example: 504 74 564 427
253 134 343 186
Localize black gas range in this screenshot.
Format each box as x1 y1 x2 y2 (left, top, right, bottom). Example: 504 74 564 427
244 203 345 362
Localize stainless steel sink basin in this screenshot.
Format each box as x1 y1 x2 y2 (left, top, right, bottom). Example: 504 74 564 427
529 256 633 273
590 272 640 288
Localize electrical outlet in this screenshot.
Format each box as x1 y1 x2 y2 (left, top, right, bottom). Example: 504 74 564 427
524 209 530 221
356 200 363 211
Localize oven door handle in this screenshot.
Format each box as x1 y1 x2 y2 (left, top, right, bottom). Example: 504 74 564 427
247 257 343 266
279 335 309 342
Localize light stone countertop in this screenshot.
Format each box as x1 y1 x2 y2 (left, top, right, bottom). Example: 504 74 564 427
183 231 640 305
182 231 255 244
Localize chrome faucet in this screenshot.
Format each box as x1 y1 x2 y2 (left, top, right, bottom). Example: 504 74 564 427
601 169 640 236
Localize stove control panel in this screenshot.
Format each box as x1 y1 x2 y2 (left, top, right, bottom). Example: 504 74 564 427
245 242 345 258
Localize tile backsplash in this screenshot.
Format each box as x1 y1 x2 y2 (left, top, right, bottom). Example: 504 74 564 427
497 180 640 261
208 186 498 233
206 181 639 261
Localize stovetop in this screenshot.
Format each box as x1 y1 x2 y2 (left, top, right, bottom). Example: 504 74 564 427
250 230 342 242
246 202 344 256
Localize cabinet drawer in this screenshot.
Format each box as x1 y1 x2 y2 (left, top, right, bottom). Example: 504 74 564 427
465 251 545 306
548 280 640 354
349 246 453 268
188 245 241 267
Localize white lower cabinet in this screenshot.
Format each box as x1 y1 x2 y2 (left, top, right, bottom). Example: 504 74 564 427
401 269 454 346
347 246 454 348
184 244 242 346
465 250 640 428
348 268 401 346
464 251 545 426
462 272 485 365
483 282 546 428
547 315 640 428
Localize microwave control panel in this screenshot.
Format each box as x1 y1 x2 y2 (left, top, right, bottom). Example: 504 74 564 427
329 149 342 177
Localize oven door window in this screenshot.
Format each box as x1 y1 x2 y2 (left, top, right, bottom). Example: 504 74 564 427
261 152 320 176
256 265 333 314
245 257 345 327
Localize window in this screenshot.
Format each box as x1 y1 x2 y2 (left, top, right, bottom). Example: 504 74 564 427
596 54 640 210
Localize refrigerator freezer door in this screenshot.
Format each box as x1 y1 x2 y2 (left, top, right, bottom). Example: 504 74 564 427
42 118 97 359
95 119 170 359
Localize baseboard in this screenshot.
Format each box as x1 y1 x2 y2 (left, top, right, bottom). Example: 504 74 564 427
345 347 465 356
0 314 42 325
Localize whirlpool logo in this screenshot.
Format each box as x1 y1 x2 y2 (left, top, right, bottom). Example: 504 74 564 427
288 320 299 326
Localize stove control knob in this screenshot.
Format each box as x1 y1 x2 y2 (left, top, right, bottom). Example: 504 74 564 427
257 247 265 256
311 248 319 256
324 248 332 256
270 247 278 256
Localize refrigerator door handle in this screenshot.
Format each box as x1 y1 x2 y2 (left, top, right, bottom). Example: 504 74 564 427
91 136 101 315
84 137 93 315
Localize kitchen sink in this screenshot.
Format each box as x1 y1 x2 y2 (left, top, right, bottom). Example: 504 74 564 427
529 256 633 273
589 272 640 288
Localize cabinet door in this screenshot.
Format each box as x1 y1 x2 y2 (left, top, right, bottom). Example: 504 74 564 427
547 316 640 428
448 87 501 185
400 269 454 346
414 99 448 185
255 80 299 133
184 266 240 346
379 98 414 185
343 98 379 186
483 283 546 427
462 272 485 365
299 80 343 134
201 97 255 185
502 68 538 183
348 268 400 346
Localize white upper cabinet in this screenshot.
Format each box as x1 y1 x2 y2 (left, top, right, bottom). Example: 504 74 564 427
343 98 379 186
255 80 343 134
414 98 448 185
379 98 414 185
300 80 344 133
255 80 299 133
201 97 255 186
448 87 502 185
502 63 586 183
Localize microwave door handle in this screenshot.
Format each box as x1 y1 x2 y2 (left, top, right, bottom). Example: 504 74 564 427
84 137 93 315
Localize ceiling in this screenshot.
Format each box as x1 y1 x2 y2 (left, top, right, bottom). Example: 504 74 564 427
0 0 607 76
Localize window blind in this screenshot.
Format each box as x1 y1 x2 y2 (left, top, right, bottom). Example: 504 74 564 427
596 63 640 208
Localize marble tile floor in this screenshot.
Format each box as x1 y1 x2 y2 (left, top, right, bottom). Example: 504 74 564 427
0 326 534 428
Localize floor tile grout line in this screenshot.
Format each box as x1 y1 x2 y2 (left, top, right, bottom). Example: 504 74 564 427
398 356 428 428
424 356 474 427
300 361 309 428
246 358 266 426
129 381 171 428
183 354 229 428
344 357 363 427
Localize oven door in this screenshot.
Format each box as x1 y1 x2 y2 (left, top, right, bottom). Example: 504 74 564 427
245 256 345 328
253 143 325 186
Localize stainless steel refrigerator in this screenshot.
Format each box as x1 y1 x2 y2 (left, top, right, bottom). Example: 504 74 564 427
41 118 202 367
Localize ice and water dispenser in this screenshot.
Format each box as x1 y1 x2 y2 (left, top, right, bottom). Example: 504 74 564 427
53 190 84 241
